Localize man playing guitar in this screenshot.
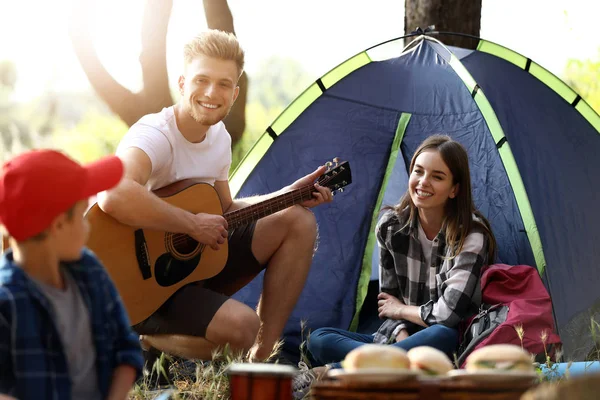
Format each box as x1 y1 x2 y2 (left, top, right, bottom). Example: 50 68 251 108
98 30 333 365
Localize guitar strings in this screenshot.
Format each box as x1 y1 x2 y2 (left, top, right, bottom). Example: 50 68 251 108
168 186 313 247
168 171 339 248
225 171 338 229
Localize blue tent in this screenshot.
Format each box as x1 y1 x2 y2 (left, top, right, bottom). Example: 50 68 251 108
230 33 600 363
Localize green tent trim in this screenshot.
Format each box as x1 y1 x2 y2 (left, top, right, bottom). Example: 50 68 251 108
230 51 372 196
349 113 412 332
477 40 600 134
448 50 547 275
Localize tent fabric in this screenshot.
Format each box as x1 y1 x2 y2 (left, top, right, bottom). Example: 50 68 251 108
461 47 600 359
230 35 600 363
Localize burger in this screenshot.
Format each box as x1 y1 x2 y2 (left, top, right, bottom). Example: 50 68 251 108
465 344 533 372
407 346 454 376
342 344 409 371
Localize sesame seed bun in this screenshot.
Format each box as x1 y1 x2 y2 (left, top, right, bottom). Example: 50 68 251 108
407 346 454 375
342 344 409 371
465 344 533 372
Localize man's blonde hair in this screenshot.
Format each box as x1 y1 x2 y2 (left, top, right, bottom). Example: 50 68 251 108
183 30 245 78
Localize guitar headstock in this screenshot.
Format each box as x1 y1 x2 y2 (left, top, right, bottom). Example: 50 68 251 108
318 157 352 195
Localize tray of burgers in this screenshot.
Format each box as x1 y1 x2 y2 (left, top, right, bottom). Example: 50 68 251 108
313 344 539 399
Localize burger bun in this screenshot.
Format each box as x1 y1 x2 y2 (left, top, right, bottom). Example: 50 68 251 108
342 344 409 371
407 346 454 375
465 344 533 372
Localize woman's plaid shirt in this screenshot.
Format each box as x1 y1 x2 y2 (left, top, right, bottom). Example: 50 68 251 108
374 208 489 343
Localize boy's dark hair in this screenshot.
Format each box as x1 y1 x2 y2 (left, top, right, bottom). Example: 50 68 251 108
23 204 77 242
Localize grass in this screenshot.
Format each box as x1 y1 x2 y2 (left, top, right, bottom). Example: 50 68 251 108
129 340 288 400
127 317 600 399
523 317 600 384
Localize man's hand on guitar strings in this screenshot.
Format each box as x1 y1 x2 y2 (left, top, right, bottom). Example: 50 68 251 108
287 165 334 209
189 213 229 250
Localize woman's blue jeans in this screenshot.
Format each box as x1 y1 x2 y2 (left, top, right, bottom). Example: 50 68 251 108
308 324 459 368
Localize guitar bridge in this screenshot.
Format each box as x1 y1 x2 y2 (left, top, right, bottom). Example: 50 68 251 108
134 229 152 280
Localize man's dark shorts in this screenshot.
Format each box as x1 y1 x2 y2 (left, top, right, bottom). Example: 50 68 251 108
133 221 264 337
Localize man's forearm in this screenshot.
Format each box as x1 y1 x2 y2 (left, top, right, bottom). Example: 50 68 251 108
98 179 195 234
226 188 287 212
106 365 136 400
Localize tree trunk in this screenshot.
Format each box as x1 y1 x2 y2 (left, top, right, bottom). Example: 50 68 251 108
404 0 481 49
70 0 247 144
203 0 248 144
139 0 175 114
69 0 174 127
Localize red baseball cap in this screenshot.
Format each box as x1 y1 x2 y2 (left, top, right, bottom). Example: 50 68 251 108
0 150 124 241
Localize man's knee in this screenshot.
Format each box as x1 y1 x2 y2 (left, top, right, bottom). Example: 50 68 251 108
210 304 260 351
286 205 317 239
228 310 261 350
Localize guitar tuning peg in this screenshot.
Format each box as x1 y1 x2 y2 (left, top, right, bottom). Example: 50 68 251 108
338 188 344 193
325 161 333 168
333 157 340 166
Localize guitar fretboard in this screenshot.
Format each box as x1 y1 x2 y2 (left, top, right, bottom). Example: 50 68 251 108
225 184 315 229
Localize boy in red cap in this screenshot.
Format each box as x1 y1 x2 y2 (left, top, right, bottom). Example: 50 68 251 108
0 150 143 400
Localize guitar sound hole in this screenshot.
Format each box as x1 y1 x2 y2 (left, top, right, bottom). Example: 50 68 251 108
173 234 199 254
154 252 202 287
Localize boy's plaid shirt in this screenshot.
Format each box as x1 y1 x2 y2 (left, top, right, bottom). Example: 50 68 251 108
0 249 143 399
374 208 489 344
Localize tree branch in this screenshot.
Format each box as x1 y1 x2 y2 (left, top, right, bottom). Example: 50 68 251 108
140 0 174 111
203 0 247 144
69 0 141 126
203 0 236 33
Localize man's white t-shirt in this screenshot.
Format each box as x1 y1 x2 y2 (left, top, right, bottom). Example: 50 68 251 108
116 106 232 190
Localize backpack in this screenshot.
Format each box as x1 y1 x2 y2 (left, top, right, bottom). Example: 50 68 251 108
457 264 562 367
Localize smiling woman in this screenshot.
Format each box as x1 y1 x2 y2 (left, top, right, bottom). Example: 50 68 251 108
408 150 459 238
293 135 498 398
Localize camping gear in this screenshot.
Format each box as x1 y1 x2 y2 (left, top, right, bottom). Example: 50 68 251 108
457 304 509 366
457 264 562 366
229 31 600 363
227 363 297 400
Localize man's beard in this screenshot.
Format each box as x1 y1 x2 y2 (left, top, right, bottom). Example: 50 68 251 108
188 99 230 126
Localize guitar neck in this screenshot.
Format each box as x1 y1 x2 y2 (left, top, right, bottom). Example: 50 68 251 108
225 185 315 229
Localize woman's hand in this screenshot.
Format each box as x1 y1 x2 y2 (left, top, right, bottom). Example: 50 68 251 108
395 329 409 342
377 292 405 320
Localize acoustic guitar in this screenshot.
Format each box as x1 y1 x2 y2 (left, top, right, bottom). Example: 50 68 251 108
85 160 352 325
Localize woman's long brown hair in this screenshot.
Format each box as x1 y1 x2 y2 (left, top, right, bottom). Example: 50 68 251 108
393 135 497 264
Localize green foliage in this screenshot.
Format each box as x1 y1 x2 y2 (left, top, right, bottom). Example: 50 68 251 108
248 56 314 109
564 49 600 114
0 60 17 101
0 98 57 162
231 101 283 172
1 55 312 171
586 316 600 361
52 111 128 163
231 57 313 171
